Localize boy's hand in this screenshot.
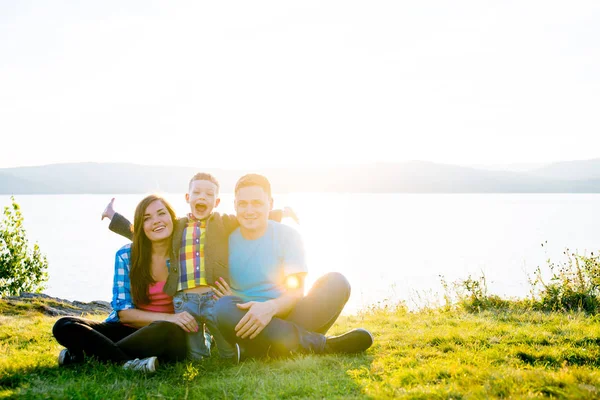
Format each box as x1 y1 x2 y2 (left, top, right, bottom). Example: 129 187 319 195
101 198 116 221
283 206 299 224
211 277 233 299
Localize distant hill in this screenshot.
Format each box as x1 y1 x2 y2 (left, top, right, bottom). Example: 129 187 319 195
1 160 600 194
0 172 57 194
529 158 600 181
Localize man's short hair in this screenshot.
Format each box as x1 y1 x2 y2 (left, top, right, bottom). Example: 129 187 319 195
235 173 272 197
189 172 220 193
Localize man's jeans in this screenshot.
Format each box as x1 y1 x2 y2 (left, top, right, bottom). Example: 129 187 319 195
173 291 236 360
213 272 351 358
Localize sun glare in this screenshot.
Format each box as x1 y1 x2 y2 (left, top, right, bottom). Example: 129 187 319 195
285 275 300 290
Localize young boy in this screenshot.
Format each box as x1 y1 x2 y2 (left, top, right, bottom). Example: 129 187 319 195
102 172 295 361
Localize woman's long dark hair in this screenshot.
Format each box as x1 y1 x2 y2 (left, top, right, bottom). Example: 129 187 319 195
130 194 177 305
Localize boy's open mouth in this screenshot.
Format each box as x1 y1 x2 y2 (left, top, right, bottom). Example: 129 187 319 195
195 204 207 213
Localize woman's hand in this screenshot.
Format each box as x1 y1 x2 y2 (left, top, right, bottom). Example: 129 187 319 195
211 277 233 299
167 311 199 333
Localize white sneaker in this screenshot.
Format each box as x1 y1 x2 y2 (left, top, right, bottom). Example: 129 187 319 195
57 349 71 366
58 348 82 366
123 356 158 373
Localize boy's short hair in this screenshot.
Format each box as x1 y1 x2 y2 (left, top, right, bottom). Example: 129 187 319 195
235 173 272 197
189 172 220 193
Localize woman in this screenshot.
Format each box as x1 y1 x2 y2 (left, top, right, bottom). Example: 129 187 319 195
52 194 200 372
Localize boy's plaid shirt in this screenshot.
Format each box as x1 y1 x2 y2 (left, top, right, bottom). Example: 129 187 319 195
177 216 207 290
106 243 170 323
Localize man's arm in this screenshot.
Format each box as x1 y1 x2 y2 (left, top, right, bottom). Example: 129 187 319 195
270 274 305 316
262 274 305 318
220 213 240 235
270 207 300 224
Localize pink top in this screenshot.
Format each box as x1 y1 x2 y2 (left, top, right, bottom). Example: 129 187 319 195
137 281 174 314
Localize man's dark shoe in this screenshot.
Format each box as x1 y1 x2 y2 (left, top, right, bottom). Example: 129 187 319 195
324 328 374 354
226 343 245 364
236 343 249 363
234 343 242 363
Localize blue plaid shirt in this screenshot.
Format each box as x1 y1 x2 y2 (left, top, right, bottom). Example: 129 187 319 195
105 244 171 323
106 244 135 323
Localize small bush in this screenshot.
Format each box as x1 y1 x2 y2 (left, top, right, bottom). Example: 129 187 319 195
0 196 48 297
441 273 513 312
442 245 600 315
529 247 600 314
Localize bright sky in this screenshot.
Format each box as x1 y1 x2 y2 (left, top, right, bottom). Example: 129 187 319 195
1 1 599 169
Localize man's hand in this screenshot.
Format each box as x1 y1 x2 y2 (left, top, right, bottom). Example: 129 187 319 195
283 206 299 224
167 311 199 333
101 198 116 221
235 301 277 339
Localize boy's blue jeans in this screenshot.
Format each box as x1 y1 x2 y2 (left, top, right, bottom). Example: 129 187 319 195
213 272 351 358
173 291 236 360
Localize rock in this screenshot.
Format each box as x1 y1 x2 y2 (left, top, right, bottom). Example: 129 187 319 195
5 293 112 317
37 304 70 316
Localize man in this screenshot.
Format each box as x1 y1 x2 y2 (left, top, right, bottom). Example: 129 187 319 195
214 174 373 358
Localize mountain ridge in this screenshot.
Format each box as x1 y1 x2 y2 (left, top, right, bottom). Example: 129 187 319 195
1 159 600 194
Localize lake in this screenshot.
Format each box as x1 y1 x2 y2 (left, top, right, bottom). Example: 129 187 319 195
2 193 599 314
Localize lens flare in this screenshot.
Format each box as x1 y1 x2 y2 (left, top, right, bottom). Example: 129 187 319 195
285 275 300 290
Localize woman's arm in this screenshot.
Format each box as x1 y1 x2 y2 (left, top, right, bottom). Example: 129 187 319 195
118 308 199 333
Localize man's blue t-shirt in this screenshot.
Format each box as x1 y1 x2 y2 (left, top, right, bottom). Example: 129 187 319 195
229 221 307 302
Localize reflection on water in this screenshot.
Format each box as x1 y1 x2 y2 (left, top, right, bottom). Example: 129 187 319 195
2 193 600 314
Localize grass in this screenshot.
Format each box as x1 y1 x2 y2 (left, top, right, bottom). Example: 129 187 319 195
1 299 600 399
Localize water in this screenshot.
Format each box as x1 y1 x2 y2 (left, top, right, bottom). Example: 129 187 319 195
2 193 599 314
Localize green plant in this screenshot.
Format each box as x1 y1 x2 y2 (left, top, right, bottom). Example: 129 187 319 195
442 244 600 315
530 246 600 314
0 196 48 297
441 272 512 312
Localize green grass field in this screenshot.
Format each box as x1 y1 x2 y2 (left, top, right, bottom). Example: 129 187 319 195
1 298 600 399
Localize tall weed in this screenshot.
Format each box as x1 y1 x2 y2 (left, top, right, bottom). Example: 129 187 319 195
443 245 600 314
529 246 600 314
441 273 513 312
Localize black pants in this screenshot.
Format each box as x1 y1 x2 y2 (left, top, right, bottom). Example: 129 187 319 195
52 317 187 363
